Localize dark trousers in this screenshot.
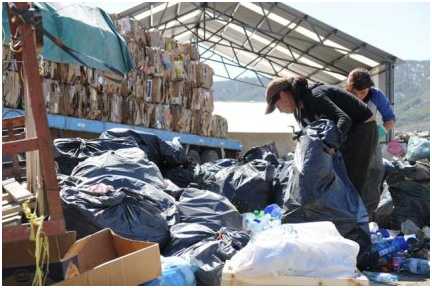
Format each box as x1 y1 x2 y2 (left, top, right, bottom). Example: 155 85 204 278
341 122 378 212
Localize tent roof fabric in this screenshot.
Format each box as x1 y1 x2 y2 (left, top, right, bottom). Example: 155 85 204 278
115 2 398 85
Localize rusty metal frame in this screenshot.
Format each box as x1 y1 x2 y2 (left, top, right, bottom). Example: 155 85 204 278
2 2 65 243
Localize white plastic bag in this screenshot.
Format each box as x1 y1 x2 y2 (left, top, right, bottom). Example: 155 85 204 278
228 221 359 279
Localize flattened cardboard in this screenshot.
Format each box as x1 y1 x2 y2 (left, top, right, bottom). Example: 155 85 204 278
57 228 161 286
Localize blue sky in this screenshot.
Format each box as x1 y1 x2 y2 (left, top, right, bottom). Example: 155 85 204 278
96 1 430 61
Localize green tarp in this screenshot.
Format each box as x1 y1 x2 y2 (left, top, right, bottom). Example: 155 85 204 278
2 2 133 75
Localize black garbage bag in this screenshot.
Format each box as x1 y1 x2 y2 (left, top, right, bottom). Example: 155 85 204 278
277 120 371 267
176 188 243 231
193 159 275 213
53 137 139 175
161 165 195 189
60 148 177 247
99 128 187 168
193 158 238 184
61 183 173 247
373 182 394 228
384 160 430 229
163 223 216 256
242 144 279 166
166 227 250 285
273 160 294 207
71 147 166 190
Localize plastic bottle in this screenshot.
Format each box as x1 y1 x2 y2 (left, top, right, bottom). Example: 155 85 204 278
402 258 430 275
264 204 283 220
373 236 408 257
369 222 379 234
363 271 399 284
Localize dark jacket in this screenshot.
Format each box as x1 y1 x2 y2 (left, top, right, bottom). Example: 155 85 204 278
295 84 373 144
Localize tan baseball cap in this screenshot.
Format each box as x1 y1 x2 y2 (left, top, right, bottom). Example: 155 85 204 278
265 77 291 114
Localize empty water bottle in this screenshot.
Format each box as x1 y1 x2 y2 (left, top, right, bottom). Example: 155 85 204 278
363 271 399 284
402 258 430 275
373 236 408 257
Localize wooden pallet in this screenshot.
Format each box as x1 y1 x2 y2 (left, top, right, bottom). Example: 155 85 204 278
221 261 369 286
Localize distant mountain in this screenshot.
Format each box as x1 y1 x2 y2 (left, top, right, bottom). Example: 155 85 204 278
213 60 430 132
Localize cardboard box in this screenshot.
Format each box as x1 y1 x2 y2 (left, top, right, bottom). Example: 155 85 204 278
57 228 161 286
2 231 77 286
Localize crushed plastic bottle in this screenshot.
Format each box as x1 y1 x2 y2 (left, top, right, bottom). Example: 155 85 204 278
402 258 430 275
373 236 408 258
363 271 399 284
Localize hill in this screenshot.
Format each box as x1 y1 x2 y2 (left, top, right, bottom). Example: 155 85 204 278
212 60 430 132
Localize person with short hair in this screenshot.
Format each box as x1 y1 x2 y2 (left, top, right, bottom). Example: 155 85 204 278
347 68 396 131
346 68 396 215
265 76 377 200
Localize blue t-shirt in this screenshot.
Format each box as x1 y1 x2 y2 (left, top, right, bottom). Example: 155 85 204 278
366 88 396 122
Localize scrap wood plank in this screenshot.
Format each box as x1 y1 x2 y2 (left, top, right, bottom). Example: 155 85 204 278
2 215 22 227
2 179 33 203
2 203 21 217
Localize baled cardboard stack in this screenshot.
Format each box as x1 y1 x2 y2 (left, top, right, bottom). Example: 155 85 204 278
2 19 229 138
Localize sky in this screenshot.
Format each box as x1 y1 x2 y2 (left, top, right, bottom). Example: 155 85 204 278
91 0 431 61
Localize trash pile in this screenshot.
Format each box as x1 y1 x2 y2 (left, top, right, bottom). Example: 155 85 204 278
2 25 228 137
53 120 430 285
363 130 430 284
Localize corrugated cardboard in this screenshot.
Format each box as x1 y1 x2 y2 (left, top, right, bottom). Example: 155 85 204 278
2 231 77 285
57 228 161 286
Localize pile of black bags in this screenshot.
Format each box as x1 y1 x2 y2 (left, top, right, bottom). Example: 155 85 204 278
56 120 387 283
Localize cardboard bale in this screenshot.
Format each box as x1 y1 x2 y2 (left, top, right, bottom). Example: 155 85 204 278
179 43 199 61
77 85 89 118
190 110 202 135
152 104 172 130
161 52 173 71
150 77 163 103
2 231 77 286
135 74 146 100
169 80 184 105
2 70 22 109
197 63 214 89
191 87 213 111
110 94 123 123
144 47 163 76
210 114 228 138
65 84 81 116
200 112 212 136
183 81 194 109
145 30 162 48
57 229 161 286
171 60 186 81
186 61 198 88
171 105 191 133
144 103 155 128
164 37 177 52
87 86 103 120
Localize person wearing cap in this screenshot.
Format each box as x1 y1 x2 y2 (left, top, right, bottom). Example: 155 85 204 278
346 68 396 215
265 76 376 198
